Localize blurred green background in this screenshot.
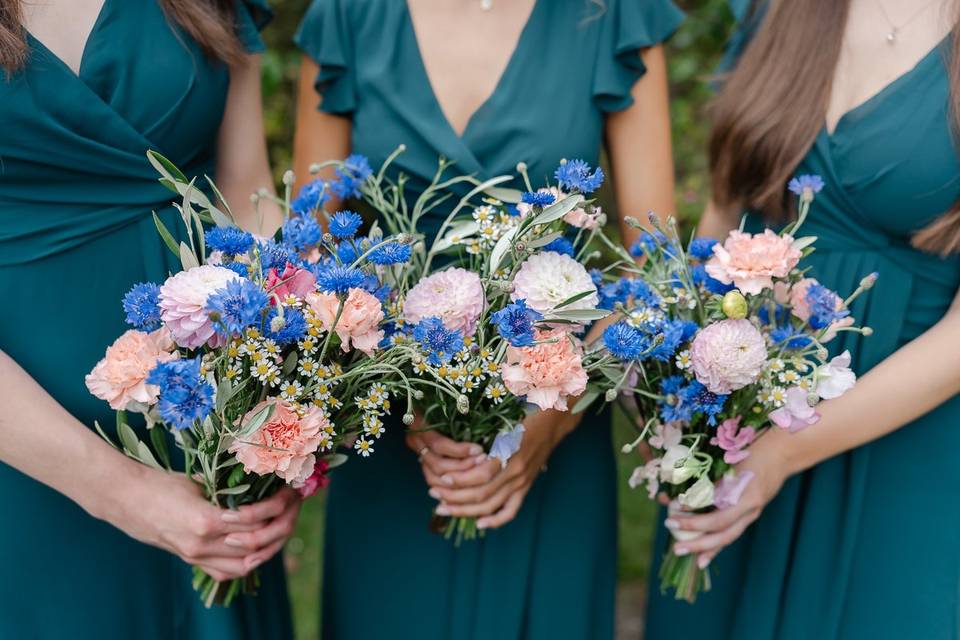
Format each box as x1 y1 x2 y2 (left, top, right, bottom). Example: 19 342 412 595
260 2 734 637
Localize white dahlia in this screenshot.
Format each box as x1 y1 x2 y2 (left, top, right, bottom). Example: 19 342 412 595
510 251 598 314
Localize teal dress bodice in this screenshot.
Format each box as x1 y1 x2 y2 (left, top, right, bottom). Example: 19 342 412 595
645 2 960 638
295 1 683 638
0 2 292 638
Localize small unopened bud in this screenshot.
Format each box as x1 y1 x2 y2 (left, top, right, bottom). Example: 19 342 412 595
360 238 371 250
621 443 635 454
817 347 829 360
308 163 322 175
666 216 677 229
862 326 874 336
270 315 286 333
595 213 608 227
412 354 423 365
402 413 415 426
623 216 642 229
647 211 660 227
413 390 424 400
807 392 819 406
257 187 270 198
860 272 879 290
282 170 296 186
516 162 528 173
398 143 407 152
586 250 601 261
322 232 334 244
515 242 527 252
249 193 260 204
396 233 413 245
721 290 748 320
208 311 222 323
470 344 480 355
605 389 618 402
457 395 470 414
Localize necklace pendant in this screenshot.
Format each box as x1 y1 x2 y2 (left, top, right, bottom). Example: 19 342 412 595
886 28 897 44
480 0 492 10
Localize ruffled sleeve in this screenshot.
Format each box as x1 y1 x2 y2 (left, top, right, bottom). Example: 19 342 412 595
592 0 685 113
235 0 273 54
293 0 355 115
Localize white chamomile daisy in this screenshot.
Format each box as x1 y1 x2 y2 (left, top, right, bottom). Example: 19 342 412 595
354 437 374 457
485 382 507 405
280 380 304 401
675 350 692 370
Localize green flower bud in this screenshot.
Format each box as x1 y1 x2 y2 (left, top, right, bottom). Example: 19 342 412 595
721 290 748 319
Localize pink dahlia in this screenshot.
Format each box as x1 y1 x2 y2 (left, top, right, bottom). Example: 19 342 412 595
159 265 239 348
501 329 588 411
229 399 327 487
705 229 802 295
85 328 178 410
709 416 756 464
403 268 485 336
690 319 767 394
306 288 384 356
511 251 598 314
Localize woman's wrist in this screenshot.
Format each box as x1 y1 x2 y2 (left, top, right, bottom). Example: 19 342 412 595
75 437 150 525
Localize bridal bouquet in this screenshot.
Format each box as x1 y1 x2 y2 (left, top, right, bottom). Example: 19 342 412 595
602 176 875 601
353 152 623 543
86 152 415 606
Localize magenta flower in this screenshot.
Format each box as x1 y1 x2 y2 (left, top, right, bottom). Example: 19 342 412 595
710 416 756 464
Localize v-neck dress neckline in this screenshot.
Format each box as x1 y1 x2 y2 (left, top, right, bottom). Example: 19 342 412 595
25 0 111 79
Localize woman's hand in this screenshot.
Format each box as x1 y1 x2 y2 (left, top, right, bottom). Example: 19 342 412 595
109 467 302 582
664 436 789 569
410 409 580 530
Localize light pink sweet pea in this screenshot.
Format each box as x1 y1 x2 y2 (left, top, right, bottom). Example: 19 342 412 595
815 350 856 400
709 416 756 464
307 288 384 356
265 264 317 302
85 329 178 410
769 386 820 432
714 471 755 509
705 229 802 295
229 399 327 487
501 329 588 411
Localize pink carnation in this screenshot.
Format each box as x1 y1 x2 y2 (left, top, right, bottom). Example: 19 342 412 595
709 416 756 464
705 229 802 295
159 265 239 348
501 329 588 411
297 459 331 498
403 268 485 336
265 264 317 302
85 329 178 410
229 399 327 487
690 319 767 394
769 386 820 432
306 288 384 356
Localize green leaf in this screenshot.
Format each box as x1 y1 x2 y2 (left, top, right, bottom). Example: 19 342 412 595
216 379 233 414
179 241 200 271
547 308 611 322
488 227 516 274
792 236 817 252
555 289 597 309
153 212 180 256
484 187 523 203
94 420 120 450
217 484 252 496
149 426 172 469
227 465 247 488
571 390 600 414
204 176 237 226
147 150 188 185
117 421 141 457
526 231 563 249
239 403 275 438
136 441 163 470
282 351 299 376
324 453 349 469
433 220 480 252
531 194 584 226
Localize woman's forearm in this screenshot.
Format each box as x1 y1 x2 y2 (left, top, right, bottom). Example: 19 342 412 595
0 349 145 522
759 309 960 475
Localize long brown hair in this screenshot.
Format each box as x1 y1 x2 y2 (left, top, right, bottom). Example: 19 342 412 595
0 0 245 75
710 0 960 255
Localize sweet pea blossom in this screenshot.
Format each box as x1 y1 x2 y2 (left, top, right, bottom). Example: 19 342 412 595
713 470 756 509
769 386 820 432
815 350 856 400
489 424 525 468
710 416 756 464
265 263 317 301
659 444 698 484
629 458 661 499
678 475 715 510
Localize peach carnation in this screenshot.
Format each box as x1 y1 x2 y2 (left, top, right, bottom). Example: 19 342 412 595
705 229 802 295
403 267 485 336
501 329 588 411
85 329 178 410
159 265 240 348
306 288 384 356
690 319 767 394
229 399 327 487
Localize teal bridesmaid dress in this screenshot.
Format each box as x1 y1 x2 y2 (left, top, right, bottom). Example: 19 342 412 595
645 2 960 638
295 0 683 637
0 2 292 638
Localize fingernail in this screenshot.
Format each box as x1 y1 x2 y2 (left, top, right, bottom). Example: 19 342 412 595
436 504 450 516
664 518 679 530
674 546 689 556
428 488 441 499
245 556 262 570
698 555 711 569
221 513 241 523
441 475 454 486
473 454 488 464
469 444 483 455
476 521 488 530
224 535 244 548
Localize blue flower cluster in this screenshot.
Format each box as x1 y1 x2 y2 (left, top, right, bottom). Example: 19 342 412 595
282 214 323 251
491 299 542 347
331 154 373 200
206 227 254 256
314 264 367 294
258 240 298 272
122 282 162 331
688 237 718 260
554 159 604 194
413 317 464 366
291 179 329 216
206 278 269 337
759 304 812 350
658 376 727 426
630 231 676 259
329 211 363 239
267 307 307 345
598 277 660 311
148 358 214 430
521 191 555 207
602 322 647 360
691 264 734 295
368 241 412 265
805 283 849 330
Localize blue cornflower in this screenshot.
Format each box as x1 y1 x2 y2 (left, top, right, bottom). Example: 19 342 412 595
589 268 604 287
342 154 373 180
258 240 298 271
206 278 269 336
554 159 604 194
148 358 214 430
361 274 391 302
378 321 399 349
328 211 363 239
603 322 647 360
333 241 359 264
506 204 521 217
648 319 695 362
689 237 718 260
521 191 555 207
368 241 412 265
678 380 728 426
224 261 251 279
757 303 789 327
267 307 307 345
122 282 162 331
412 317 464 366
206 226 254 256
315 264 367 294
291 179 329 215
692 264 735 295
599 278 660 311
771 325 814 350
788 174 825 198
330 155 372 200
282 214 322 251
805 283 849 330
491 299 543 347
629 231 676 258
543 237 576 257
658 375 689 423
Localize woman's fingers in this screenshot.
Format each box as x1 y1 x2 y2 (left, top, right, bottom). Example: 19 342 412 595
220 488 294 526
671 511 756 557
667 503 748 533
191 556 251 582
420 447 484 477
476 489 526 530
244 537 288 572
437 481 514 518
416 429 482 458
222 501 300 552
433 458 503 493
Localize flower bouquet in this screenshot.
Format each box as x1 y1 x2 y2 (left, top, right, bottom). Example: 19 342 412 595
86 152 416 605
349 152 630 543
598 176 876 601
